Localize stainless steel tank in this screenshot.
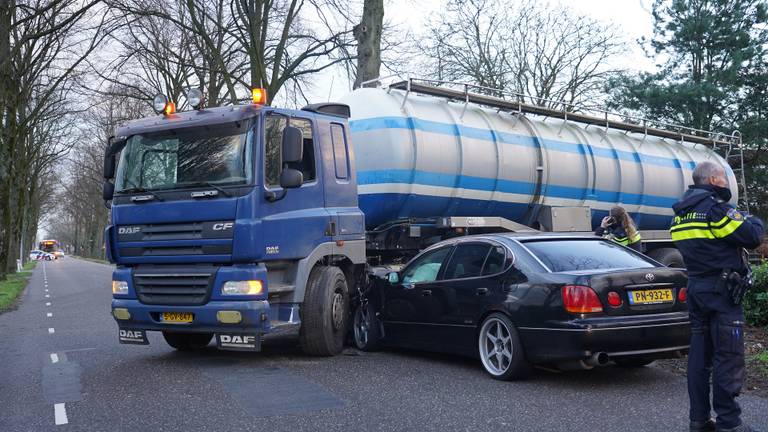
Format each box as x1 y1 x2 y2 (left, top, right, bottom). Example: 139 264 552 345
339 87 737 230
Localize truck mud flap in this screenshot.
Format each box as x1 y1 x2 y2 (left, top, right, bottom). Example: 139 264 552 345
216 333 261 352
119 329 149 345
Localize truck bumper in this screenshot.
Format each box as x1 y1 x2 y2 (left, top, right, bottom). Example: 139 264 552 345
111 299 301 350
111 298 274 333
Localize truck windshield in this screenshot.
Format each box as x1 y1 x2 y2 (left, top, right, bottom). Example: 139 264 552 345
115 122 253 192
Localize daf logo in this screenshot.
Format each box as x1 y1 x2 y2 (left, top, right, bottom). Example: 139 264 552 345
212 223 234 231
645 273 656 282
120 329 143 338
118 226 141 235
220 335 256 344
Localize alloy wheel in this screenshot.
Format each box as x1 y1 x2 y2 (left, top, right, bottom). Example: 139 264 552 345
479 317 514 376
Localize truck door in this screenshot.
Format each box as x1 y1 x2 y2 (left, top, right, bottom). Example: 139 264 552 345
258 113 328 261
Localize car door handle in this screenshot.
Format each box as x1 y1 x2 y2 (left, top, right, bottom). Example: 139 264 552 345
476 287 489 296
421 289 432 297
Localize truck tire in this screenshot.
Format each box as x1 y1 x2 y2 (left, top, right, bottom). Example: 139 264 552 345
162 332 212 351
353 301 382 351
299 266 349 356
647 248 684 268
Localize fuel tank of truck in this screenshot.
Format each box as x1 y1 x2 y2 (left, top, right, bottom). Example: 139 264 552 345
340 87 737 230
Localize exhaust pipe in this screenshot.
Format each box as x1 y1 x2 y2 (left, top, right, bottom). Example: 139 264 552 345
557 352 610 371
584 352 610 367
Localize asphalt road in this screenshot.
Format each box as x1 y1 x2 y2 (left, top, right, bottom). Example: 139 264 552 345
1 257 766 432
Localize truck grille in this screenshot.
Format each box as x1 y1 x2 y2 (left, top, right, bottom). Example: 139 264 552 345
133 264 217 305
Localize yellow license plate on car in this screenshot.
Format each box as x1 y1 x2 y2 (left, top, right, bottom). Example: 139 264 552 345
628 289 673 305
162 312 194 323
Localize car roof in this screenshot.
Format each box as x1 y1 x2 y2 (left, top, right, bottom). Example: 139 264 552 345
420 231 601 253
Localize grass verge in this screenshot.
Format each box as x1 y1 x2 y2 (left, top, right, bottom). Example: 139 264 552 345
0 261 37 312
754 350 768 372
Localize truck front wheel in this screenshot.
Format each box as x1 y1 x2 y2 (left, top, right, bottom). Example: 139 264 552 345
162 332 213 351
299 266 348 356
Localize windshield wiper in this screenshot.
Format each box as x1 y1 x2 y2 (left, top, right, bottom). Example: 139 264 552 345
118 187 165 202
180 182 232 197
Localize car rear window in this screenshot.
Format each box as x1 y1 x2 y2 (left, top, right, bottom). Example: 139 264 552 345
521 239 656 272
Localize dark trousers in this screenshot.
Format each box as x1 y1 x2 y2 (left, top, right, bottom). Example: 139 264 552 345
687 278 745 429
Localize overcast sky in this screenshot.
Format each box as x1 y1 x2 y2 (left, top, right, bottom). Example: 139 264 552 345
304 0 657 105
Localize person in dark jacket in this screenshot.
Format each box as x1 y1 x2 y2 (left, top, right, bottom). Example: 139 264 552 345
671 161 765 432
595 206 642 252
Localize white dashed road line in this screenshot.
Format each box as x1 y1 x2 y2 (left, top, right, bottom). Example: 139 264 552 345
45 294 50 298
47 313 53 318
54 403 68 425
50 353 59 363
46 302 51 306
48 328 55 334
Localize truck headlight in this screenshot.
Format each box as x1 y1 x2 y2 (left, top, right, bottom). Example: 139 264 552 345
112 280 129 295
222 280 263 296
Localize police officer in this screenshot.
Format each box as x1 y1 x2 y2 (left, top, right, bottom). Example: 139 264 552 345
595 206 643 252
671 161 764 432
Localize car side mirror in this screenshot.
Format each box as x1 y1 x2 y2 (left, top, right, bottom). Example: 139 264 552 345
282 126 303 163
279 168 303 189
387 272 400 284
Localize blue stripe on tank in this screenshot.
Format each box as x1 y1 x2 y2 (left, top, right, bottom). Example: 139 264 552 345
349 116 697 170
357 169 679 208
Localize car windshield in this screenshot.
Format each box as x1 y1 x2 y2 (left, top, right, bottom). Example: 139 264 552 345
521 239 656 272
115 122 253 192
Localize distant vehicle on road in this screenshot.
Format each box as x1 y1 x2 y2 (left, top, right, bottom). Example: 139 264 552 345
30 250 54 261
39 239 61 259
353 233 690 380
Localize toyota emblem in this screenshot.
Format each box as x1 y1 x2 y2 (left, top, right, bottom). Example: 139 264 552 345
645 273 655 282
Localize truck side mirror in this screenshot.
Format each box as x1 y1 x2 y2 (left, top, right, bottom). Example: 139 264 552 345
104 137 127 180
282 126 303 163
387 272 400 284
279 168 303 189
103 181 115 201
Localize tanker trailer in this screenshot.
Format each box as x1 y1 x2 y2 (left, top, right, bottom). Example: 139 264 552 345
340 79 742 267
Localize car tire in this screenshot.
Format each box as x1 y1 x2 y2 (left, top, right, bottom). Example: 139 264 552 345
647 248 684 268
162 332 213 351
299 266 348 356
478 313 531 380
613 356 655 367
352 300 381 351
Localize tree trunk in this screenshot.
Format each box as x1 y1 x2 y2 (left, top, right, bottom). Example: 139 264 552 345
352 0 384 89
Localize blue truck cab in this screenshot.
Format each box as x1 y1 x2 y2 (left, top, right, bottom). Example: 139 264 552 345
103 96 366 354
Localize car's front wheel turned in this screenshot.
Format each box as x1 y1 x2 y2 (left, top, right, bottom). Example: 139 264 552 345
478 313 530 380
353 301 381 351
162 332 213 351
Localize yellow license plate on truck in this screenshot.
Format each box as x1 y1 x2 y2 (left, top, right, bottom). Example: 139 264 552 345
628 289 673 305
162 312 194 323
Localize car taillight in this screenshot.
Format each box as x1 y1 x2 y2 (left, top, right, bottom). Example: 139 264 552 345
678 287 687 303
607 291 622 307
562 285 603 313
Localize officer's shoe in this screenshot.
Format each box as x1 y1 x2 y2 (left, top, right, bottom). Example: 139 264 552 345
690 419 716 432
716 424 761 432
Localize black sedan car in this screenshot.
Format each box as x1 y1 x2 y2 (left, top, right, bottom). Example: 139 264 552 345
353 233 690 380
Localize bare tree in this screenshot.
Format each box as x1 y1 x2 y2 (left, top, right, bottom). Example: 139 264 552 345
352 0 384 88
0 0 113 277
423 0 624 107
